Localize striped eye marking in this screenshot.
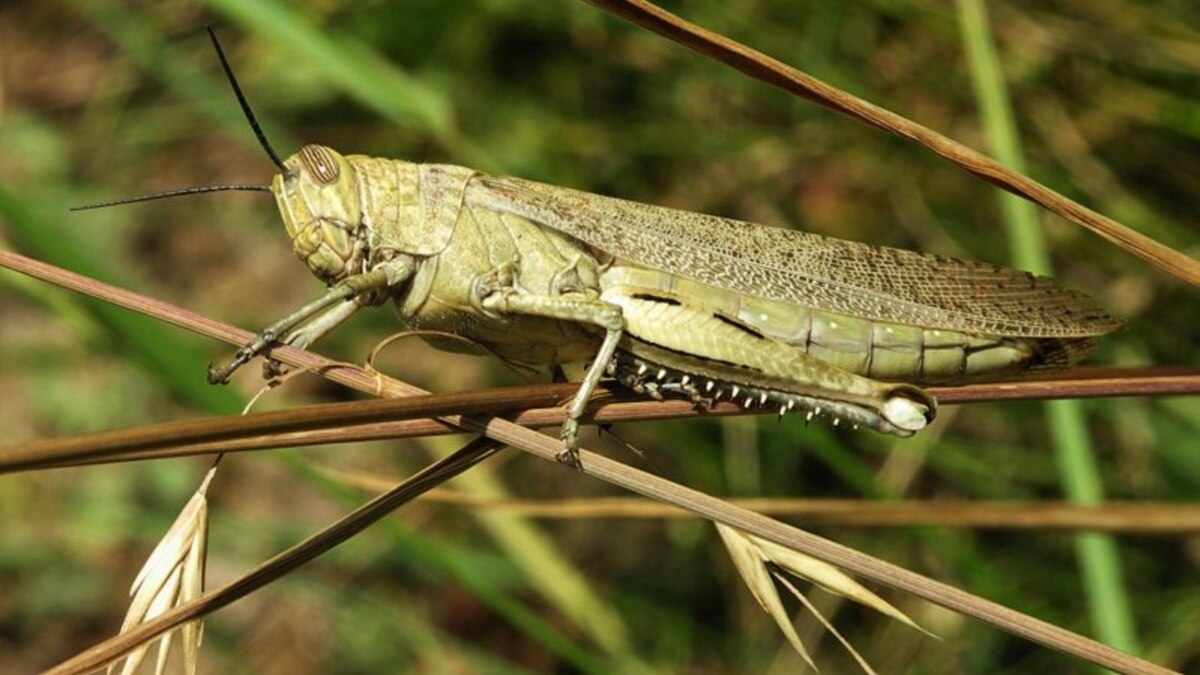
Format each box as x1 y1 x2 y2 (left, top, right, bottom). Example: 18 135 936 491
299 145 341 184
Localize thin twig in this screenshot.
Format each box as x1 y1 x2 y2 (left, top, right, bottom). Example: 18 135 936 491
8 366 1200 472
359 486 1200 534
580 0 1200 286
0 384 569 473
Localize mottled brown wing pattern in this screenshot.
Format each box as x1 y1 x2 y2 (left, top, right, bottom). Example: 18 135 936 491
467 175 1121 338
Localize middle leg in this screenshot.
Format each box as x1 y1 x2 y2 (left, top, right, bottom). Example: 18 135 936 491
478 285 623 467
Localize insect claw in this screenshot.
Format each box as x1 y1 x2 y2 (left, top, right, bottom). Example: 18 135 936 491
262 357 287 380
206 353 248 385
205 363 227 385
555 446 582 468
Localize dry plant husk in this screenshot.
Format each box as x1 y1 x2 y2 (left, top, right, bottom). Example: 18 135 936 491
717 523 931 672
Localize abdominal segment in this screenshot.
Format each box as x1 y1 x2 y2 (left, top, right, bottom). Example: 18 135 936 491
601 265 1094 384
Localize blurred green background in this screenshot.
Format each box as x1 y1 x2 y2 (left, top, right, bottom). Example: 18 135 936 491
1 0 1198 672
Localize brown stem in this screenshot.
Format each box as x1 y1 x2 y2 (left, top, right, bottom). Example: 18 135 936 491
380 488 1200 534
7 367 1199 472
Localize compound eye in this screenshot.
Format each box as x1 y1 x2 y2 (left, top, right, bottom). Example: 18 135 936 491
299 145 341 185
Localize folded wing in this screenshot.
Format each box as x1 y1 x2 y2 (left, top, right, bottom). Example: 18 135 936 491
467 175 1121 338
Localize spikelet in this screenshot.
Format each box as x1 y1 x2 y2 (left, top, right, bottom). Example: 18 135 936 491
109 467 213 675
717 524 931 672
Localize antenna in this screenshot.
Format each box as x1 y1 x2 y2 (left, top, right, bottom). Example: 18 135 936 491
206 25 288 174
71 27 284 213
71 184 272 211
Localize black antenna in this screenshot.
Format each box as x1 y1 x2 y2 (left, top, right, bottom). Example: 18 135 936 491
206 25 287 174
71 184 272 211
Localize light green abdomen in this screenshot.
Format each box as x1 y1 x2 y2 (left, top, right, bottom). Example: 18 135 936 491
601 265 1062 383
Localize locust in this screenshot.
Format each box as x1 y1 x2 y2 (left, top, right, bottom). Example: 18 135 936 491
82 29 1121 465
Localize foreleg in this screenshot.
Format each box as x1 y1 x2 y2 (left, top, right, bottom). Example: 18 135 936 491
208 258 413 384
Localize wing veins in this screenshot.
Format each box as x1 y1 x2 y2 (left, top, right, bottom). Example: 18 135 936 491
466 175 1120 338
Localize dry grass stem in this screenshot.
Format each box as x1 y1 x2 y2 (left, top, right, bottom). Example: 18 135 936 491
581 0 1200 285
46 438 503 675
0 384 570 473
322 477 1200 534
7 365 1197 472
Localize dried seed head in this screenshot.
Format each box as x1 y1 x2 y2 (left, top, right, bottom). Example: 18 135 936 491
111 472 212 675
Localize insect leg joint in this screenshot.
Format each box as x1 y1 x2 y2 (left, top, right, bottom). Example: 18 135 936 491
207 258 416 384
477 292 625 466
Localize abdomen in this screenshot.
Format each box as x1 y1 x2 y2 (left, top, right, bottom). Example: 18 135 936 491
601 265 1093 383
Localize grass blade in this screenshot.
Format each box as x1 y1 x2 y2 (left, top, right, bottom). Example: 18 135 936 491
957 0 1141 655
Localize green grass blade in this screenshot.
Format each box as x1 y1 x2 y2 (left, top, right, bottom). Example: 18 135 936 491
442 449 642 660
0 181 244 416
201 0 496 171
288 455 618 674
957 0 1141 655
69 0 297 151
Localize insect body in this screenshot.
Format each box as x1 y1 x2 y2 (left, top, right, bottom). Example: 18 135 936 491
91 31 1122 466
202 139 1119 464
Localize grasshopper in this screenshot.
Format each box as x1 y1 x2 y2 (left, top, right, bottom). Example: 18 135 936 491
83 29 1121 465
